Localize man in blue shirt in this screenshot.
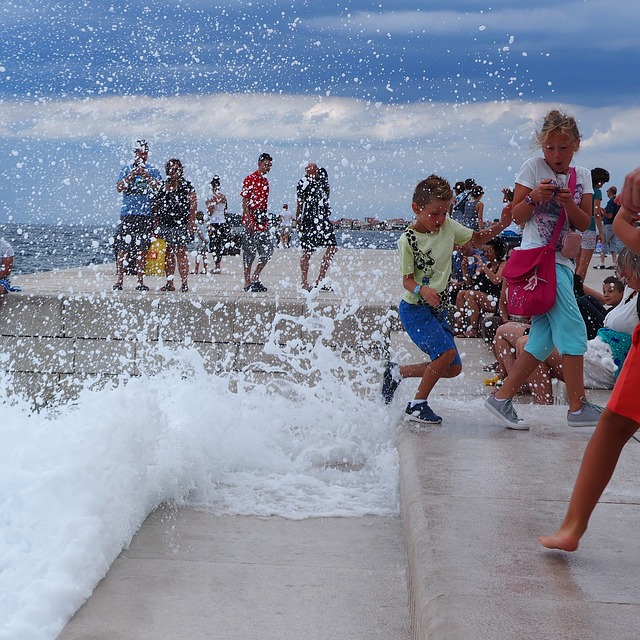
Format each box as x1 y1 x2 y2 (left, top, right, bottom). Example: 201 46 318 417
594 185 622 270
112 140 162 291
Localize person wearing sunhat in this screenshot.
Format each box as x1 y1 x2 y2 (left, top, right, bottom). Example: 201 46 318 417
112 139 162 291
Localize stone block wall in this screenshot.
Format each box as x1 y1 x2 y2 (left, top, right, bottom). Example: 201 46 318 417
0 292 397 405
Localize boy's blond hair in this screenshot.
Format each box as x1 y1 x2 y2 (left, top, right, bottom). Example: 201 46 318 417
412 174 453 207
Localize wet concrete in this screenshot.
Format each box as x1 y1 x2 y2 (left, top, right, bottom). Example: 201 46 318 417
12 249 635 640
398 407 640 640
57 509 410 640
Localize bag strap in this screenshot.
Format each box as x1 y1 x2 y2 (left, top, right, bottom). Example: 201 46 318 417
549 167 577 247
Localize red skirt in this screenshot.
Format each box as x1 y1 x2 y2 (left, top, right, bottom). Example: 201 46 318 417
607 323 640 423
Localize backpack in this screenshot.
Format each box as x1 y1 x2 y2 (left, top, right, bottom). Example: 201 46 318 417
452 192 469 218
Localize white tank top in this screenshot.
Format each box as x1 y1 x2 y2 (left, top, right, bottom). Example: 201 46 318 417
208 199 226 224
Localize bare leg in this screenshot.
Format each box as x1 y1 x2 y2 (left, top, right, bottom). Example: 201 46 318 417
526 361 555 405
538 409 639 551
177 248 189 290
453 290 473 335
136 248 148 285
243 260 253 288
115 250 126 285
493 323 528 377
164 246 176 287
561 354 588 413
252 259 268 283
316 246 337 286
300 251 312 288
575 248 594 282
460 295 481 336
399 348 460 401
494 350 543 401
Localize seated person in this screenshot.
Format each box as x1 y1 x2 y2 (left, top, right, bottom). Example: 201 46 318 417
487 319 531 391
453 237 506 337
448 241 484 301
0 237 20 294
524 249 639 404
576 275 624 340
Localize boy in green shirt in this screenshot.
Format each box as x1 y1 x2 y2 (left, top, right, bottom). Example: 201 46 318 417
382 174 512 423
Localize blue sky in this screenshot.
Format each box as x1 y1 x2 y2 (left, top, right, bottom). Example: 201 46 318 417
0 0 638 224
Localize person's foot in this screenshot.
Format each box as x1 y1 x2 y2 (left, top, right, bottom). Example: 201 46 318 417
404 400 442 424
301 282 312 291
593 264 606 270
212 267 222 274
538 529 581 552
605 265 616 269
381 361 401 404
567 400 603 427
181 283 189 292
112 282 123 291
484 394 528 430
160 282 176 292
250 281 268 292
135 283 149 291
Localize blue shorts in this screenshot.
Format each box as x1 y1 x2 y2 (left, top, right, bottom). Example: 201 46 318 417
524 263 587 361
399 300 461 366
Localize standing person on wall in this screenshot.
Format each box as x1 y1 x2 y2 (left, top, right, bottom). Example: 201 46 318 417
279 203 293 248
112 140 162 291
594 185 622 270
539 166 640 552
240 153 273 293
153 158 197 293
296 163 339 290
575 167 609 280
206 175 228 274
484 110 603 430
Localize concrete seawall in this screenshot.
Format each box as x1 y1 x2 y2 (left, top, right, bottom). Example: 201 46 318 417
0 249 400 405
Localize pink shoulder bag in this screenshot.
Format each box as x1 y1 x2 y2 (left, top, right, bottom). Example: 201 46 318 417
503 169 577 317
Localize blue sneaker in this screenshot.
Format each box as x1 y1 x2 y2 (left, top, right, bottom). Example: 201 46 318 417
405 401 442 424
381 361 401 404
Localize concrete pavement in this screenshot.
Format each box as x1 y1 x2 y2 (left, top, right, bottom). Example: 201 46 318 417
57 509 410 640
15 247 639 640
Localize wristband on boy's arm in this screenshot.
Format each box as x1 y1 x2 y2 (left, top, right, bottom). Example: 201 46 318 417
413 284 422 295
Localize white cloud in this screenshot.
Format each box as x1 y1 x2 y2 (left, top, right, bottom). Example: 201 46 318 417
1 93 638 223
308 1 634 50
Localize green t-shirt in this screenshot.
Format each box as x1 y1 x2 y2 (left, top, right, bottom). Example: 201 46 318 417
398 217 473 304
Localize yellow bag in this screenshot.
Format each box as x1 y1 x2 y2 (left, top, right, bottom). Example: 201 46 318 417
145 237 166 276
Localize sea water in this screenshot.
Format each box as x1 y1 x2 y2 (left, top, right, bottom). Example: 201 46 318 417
0 296 400 639
0 222 402 274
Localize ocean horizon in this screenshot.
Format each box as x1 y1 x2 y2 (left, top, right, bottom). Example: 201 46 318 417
0 221 401 275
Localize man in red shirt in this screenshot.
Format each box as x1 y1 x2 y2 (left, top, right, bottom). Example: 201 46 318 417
240 153 273 292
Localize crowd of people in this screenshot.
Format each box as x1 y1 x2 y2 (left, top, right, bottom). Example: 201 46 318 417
384 110 633 429
380 107 640 553
111 142 338 294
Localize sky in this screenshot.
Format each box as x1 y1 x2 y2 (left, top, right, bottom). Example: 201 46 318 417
0 0 638 224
